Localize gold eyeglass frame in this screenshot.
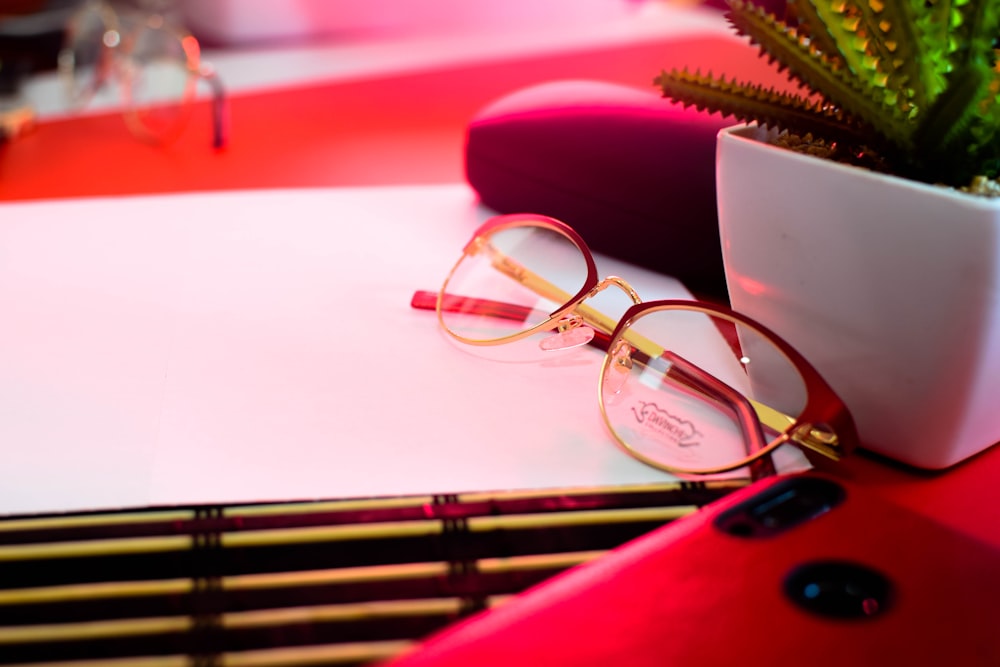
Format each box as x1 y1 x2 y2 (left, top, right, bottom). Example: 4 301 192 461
415 213 859 477
58 0 227 148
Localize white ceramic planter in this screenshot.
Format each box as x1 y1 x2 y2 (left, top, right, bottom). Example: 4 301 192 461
717 124 1000 469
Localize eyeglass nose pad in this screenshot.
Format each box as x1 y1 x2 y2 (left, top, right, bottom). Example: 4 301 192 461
538 315 595 352
603 340 634 396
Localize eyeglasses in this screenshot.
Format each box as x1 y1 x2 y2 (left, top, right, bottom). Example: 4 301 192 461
58 0 227 148
411 214 858 478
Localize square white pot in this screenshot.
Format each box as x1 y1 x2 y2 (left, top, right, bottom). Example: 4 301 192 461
717 124 1000 469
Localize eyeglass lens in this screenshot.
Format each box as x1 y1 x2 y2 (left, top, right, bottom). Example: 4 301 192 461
438 223 642 365
440 224 590 344
600 307 808 474
62 2 205 144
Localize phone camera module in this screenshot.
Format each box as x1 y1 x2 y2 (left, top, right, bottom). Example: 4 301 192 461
784 561 893 620
715 476 846 538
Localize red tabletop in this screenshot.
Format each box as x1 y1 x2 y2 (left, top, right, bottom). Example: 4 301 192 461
3 32 999 550
0 35 790 199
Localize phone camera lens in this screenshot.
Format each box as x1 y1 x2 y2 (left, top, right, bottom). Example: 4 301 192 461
785 561 892 619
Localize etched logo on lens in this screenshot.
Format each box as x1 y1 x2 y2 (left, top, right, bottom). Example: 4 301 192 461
631 401 702 448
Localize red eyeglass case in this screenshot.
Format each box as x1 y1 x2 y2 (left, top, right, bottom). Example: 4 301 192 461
381 472 1000 666
463 79 732 300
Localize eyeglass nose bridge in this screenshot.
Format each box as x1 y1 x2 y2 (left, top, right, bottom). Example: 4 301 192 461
586 276 642 307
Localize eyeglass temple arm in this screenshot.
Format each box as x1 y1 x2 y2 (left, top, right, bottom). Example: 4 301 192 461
659 350 770 457
198 64 228 149
417 236 846 460
411 290 615 347
745 401 843 461
477 249 621 335
414 280 844 462
418 285 844 462
658 350 841 462
490 254 846 463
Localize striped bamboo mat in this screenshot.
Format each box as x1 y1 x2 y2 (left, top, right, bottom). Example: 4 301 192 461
0 480 745 666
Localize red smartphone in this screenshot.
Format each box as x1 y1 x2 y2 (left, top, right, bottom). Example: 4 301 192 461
382 472 999 666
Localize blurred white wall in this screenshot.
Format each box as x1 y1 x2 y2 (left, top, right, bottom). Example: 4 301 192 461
175 0 639 46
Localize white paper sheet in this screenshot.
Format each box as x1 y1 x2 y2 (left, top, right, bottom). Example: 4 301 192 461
0 185 808 515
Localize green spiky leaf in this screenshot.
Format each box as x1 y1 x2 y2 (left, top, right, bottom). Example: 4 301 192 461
654 0 1000 186
655 69 867 142
725 0 913 149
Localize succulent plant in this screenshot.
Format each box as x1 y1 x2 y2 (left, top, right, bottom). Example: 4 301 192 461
654 0 1000 187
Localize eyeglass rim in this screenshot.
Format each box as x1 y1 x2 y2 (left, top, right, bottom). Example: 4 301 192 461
437 213 602 346
600 299 859 474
